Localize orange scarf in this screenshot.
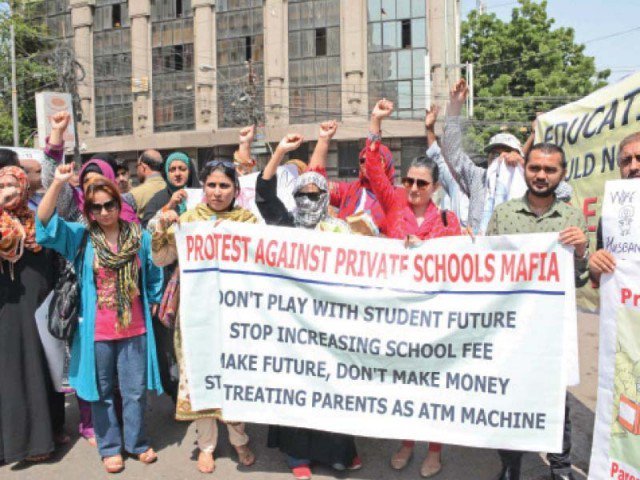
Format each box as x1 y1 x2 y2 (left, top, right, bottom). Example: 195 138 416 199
0 166 41 265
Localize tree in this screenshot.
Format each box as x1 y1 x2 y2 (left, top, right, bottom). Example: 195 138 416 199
0 1 59 146
460 0 610 153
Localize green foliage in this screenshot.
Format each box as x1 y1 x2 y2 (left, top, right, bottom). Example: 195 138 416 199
0 1 58 146
460 0 610 154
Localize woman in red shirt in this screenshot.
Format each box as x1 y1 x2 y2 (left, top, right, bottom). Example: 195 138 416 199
364 106 460 477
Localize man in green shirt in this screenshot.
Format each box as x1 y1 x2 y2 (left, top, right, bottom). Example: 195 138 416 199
486 143 588 480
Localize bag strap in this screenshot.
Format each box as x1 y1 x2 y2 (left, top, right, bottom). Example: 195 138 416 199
441 210 449 227
74 230 90 275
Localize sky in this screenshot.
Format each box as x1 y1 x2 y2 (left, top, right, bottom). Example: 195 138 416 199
460 0 640 84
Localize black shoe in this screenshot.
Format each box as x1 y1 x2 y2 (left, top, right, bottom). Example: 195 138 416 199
497 465 521 480
551 473 575 480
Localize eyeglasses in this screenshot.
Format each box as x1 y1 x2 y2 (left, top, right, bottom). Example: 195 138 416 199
294 191 325 201
619 154 640 167
401 177 431 189
89 199 117 215
206 160 236 169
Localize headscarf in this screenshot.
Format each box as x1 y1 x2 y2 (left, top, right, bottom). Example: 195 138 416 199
358 143 395 188
0 166 41 263
89 220 142 330
75 159 139 223
165 152 191 193
164 152 193 215
292 172 330 229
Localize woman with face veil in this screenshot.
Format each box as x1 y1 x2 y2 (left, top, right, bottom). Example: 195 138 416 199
255 134 359 480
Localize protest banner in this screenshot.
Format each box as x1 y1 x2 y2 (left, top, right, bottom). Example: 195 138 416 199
588 180 640 480
536 71 640 311
175 222 577 452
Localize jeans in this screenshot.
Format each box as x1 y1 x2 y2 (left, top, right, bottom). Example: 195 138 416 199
92 335 149 457
498 393 572 476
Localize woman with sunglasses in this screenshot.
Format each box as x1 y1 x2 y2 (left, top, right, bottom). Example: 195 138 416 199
36 164 164 473
256 134 361 480
363 106 460 478
152 159 257 474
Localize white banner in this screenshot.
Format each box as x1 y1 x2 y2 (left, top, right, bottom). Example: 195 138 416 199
176 222 577 452
589 179 640 479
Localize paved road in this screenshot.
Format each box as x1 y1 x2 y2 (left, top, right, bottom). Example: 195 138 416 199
1 312 599 480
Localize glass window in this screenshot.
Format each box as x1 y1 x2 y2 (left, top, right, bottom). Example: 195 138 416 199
368 0 381 22
368 23 382 52
382 21 399 50
216 1 264 128
368 0 428 119
411 0 426 18
412 18 426 48
397 0 411 19
381 0 396 19
412 48 426 78
289 0 341 123
397 49 412 79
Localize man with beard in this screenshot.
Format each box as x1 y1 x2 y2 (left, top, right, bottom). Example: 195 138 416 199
486 143 588 480
589 131 640 282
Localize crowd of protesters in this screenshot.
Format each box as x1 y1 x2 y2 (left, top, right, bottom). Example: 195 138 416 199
0 77 638 480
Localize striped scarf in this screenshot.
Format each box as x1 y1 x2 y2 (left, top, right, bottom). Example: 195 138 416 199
90 220 142 330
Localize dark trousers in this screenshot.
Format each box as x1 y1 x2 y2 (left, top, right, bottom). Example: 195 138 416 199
499 393 572 476
152 317 178 403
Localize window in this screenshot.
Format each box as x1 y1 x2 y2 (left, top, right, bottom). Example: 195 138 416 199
216 1 264 128
338 141 363 178
401 19 411 48
367 0 428 119
93 1 133 137
245 36 252 61
315 28 327 56
151 1 195 132
289 0 341 124
112 4 121 28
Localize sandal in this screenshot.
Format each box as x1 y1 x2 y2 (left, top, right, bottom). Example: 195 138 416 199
234 444 256 466
103 455 124 474
391 445 413 470
197 450 215 474
136 448 158 464
25 454 51 463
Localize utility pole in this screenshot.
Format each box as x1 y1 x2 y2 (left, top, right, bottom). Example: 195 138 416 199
10 2 19 146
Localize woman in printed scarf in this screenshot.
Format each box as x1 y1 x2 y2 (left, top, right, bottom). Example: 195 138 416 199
152 160 257 474
36 165 164 474
0 166 63 465
255 134 361 480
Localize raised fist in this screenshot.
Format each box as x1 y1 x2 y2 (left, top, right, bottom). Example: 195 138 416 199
372 99 394 119
51 111 71 132
277 134 304 153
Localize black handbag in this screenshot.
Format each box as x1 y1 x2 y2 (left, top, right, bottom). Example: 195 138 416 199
47 231 89 340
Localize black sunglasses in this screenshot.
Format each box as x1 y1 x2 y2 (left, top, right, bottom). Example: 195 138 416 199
206 160 236 169
89 199 118 215
294 191 325 201
401 177 431 189
619 154 640 167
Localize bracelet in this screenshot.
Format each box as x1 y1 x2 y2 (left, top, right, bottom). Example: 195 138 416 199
367 131 382 143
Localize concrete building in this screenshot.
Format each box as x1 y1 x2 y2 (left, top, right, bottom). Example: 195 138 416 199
41 0 460 176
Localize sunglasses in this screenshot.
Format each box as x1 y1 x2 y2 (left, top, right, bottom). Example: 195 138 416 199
402 177 431 189
89 199 118 215
619 154 640 167
294 191 325 201
206 160 236 169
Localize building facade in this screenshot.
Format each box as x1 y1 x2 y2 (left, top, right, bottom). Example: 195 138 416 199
43 0 460 176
